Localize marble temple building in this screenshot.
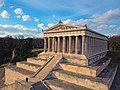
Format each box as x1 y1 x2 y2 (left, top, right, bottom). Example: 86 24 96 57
0 21 118 90
43 21 108 65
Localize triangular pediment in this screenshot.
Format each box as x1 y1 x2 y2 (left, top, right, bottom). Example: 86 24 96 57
43 23 85 32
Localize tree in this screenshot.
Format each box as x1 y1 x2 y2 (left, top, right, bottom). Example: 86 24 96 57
11 38 33 63
108 35 120 50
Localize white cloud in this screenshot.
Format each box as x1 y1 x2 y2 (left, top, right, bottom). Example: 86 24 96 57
0 0 5 7
22 15 31 21
63 9 120 26
63 19 73 24
63 19 94 26
0 10 9 18
48 23 55 27
0 24 42 38
105 33 120 37
62 9 120 29
0 24 37 31
16 15 21 18
14 8 23 15
63 18 120 32
92 9 120 23
96 25 120 31
37 23 46 29
63 9 120 31
34 17 39 22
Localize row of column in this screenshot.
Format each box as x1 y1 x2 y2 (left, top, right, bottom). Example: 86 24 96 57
44 36 83 54
44 36 108 55
84 36 108 56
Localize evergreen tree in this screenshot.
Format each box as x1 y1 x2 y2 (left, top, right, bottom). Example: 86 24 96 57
12 38 33 62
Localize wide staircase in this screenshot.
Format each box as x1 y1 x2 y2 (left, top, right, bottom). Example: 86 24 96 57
4 52 54 85
1 53 118 90
43 55 118 90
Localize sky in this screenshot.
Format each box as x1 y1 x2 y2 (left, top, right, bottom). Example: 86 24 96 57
0 0 120 38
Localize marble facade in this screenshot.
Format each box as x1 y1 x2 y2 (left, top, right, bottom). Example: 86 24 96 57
43 22 108 64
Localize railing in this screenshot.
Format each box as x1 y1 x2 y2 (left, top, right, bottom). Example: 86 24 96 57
23 53 63 90
32 54 55 78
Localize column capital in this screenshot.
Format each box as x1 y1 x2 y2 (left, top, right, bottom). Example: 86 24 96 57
82 35 86 37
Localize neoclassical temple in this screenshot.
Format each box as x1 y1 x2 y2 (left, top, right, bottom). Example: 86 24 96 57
2 21 117 90
43 21 108 64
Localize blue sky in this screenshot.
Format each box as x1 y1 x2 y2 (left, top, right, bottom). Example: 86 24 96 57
0 0 120 37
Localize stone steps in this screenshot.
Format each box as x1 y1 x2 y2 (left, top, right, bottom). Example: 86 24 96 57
63 55 87 66
16 61 41 72
44 79 92 90
34 54 62 80
5 65 35 85
59 57 111 77
66 59 87 66
27 57 47 65
38 52 54 60
52 64 118 90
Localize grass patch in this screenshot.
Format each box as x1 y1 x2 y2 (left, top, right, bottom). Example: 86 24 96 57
0 67 5 79
0 64 9 80
32 48 44 53
31 48 44 57
107 51 120 64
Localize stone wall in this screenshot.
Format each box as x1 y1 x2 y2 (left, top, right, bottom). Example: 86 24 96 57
0 83 15 90
88 51 107 65
5 67 29 85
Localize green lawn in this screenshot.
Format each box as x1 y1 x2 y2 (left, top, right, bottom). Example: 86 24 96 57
0 67 5 79
107 51 120 64
0 64 9 79
32 48 44 53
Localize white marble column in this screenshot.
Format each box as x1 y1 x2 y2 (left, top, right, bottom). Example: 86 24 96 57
98 39 100 51
66 37 69 53
96 39 98 53
90 37 92 55
106 40 108 50
57 37 60 53
77 36 80 54
91 37 94 55
96 38 98 53
52 37 55 52
44 37 47 52
55 38 57 52
85 36 88 55
71 37 73 53
94 38 96 53
63 37 66 53
87 37 90 55
93 38 95 54
100 39 101 52
69 36 72 54
82 35 85 54
75 36 78 54
48 37 50 52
